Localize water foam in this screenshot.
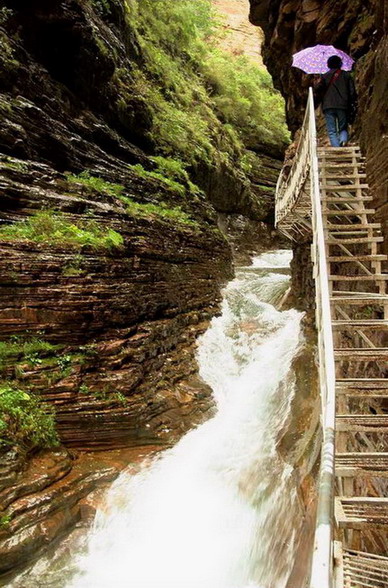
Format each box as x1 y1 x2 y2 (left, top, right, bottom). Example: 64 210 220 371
62 250 303 588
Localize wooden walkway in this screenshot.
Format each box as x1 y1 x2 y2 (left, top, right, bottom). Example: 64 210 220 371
275 90 388 588
321 146 388 587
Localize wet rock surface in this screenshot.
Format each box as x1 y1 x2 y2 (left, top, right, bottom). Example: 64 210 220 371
278 343 321 588
0 446 160 582
0 155 224 449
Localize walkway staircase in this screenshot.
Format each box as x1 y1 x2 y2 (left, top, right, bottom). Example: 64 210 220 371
275 89 388 588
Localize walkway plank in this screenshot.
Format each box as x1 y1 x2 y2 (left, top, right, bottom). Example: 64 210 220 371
336 416 388 432
331 295 388 304
321 184 370 191
326 223 381 230
323 209 376 217
335 497 388 529
332 320 388 329
336 453 388 477
329 275 388 281
334 348 388 359
323 197 373 203
328 254 387 262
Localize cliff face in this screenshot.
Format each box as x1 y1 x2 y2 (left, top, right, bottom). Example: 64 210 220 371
212 0 264 65
249 0 388 257
0 5 230 452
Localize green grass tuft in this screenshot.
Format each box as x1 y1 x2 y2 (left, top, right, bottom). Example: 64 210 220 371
120 195 197 226
0 338 56 367
0 211 124 251
66 171 125 198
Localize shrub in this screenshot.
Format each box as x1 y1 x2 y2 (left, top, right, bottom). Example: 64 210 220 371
0 385 59 450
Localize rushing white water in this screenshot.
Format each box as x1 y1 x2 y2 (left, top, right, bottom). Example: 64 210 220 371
51 250 305 588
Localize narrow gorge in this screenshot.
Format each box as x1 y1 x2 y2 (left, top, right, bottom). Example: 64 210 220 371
0 0 387 587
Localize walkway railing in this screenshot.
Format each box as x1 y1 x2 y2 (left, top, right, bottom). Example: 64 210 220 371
275 94 311 231
275 88 336 588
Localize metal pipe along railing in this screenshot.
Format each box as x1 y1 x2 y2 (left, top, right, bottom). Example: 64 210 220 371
275 87 337 588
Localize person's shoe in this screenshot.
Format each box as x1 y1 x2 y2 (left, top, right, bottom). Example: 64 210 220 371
340 140 347 147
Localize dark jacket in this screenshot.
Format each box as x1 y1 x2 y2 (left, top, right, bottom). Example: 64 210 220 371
320 69 356 111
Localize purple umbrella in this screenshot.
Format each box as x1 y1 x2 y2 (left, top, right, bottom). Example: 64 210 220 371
292 45 354 74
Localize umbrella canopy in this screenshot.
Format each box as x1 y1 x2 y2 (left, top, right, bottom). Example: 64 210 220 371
292 45 354 74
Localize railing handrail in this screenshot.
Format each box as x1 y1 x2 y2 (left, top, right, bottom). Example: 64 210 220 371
275 100 311 228
307 87 336 588
275 88 336 588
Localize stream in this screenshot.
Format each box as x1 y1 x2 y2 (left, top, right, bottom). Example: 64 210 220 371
14 250 307 588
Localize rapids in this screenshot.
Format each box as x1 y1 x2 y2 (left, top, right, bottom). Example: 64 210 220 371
13 250 307 588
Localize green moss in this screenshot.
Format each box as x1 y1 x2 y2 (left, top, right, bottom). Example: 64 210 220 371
0 514 11 530
96 388 128 404
91 0 112 18
0 8 13 25
0 210 124 251
0 99 12 115
0 384 59 450
258 184 275 193
0 31 19 72
67 169 197 225
150 156 203 196
2 159 28 172
128 157 203 197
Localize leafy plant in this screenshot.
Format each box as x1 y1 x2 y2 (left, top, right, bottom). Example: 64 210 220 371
0 514 11 530
92 387 128 405
0 211 124 251
57 354 73 373
0 385 59 450
119 195 197 226
66 172 124 198
92 0 112 18
79 384 90 395
0 8 13 25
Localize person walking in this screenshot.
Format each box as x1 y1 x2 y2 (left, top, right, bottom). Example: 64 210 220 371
318 55 357 147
